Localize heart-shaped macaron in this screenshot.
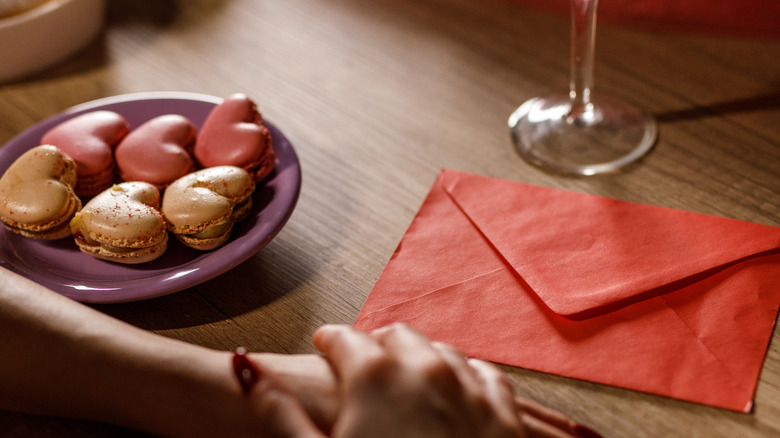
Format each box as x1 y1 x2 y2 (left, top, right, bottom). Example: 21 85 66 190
41 110 130 197
162 166 255 250
193 93 275 182
70 182 168 264
0 145 81 239
115 114 197 188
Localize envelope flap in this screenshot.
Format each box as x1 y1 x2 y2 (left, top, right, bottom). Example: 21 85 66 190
441 170 780 319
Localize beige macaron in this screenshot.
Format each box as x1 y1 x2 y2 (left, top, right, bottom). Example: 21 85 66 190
0 145 81 239
162 166 255 250
70 182 168 263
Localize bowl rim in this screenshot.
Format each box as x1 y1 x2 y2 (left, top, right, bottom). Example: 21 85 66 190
0 0 74 30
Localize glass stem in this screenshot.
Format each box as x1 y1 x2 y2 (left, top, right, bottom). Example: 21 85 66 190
568 0 597 122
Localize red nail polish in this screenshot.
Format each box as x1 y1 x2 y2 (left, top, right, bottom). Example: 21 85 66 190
574 423 603 438
232 347 260 395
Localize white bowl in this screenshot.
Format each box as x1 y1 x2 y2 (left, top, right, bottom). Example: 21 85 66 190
0 0 105 83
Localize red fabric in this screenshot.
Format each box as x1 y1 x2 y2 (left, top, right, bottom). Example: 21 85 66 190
499 0 780 38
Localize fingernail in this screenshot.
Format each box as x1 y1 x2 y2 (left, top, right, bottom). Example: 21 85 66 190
232 347 261 395
573 423 603 438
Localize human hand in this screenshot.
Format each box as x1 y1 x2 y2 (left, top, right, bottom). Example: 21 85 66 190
243 324 599 438
311 323 524 438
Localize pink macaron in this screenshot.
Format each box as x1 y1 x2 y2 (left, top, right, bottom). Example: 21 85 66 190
40 110 129 197
114 114 197 189
193 93 276 182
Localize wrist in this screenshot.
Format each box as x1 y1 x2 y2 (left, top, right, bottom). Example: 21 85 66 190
113 344 251 438
135 348 338 437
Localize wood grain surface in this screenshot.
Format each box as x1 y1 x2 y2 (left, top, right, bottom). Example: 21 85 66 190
1 0 778 436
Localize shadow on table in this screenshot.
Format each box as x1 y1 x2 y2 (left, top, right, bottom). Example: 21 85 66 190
654 92 780 123
91 240 316 332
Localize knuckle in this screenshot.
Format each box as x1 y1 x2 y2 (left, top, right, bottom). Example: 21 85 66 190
472 392 494 415
431 341 462 356
421 357 461 390
356 352 398 382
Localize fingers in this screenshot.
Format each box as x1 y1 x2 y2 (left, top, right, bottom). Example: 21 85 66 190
521 414 577 438
317 323 509 404
313 324 386 384
468 358 523 431
314 324 596 438
316 324 524 437
372 325 468 394
371 323 443 366
315 323 448 381
515 396 576 434
431 340 520 432
467 359 595 438
249 353 339 433
432 341 484 396
247 360 327 438
515 397 604 438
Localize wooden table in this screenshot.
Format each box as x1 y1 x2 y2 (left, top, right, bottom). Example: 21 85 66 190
1 0 779 436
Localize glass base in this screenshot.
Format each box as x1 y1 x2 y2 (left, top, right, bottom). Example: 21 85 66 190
508 93 658 175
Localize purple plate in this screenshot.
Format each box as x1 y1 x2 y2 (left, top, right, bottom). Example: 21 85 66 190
0 92 301 303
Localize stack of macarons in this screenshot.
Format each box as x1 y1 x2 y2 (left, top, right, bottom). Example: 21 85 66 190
40 110 130 197
193 93 275 182
0 145 81 239
0 93 275 264
69 182 169 264
162 166 256 251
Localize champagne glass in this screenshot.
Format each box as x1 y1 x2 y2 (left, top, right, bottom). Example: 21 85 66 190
508 0 657 175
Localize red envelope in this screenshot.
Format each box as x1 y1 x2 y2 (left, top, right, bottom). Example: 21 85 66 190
354 169 780 412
